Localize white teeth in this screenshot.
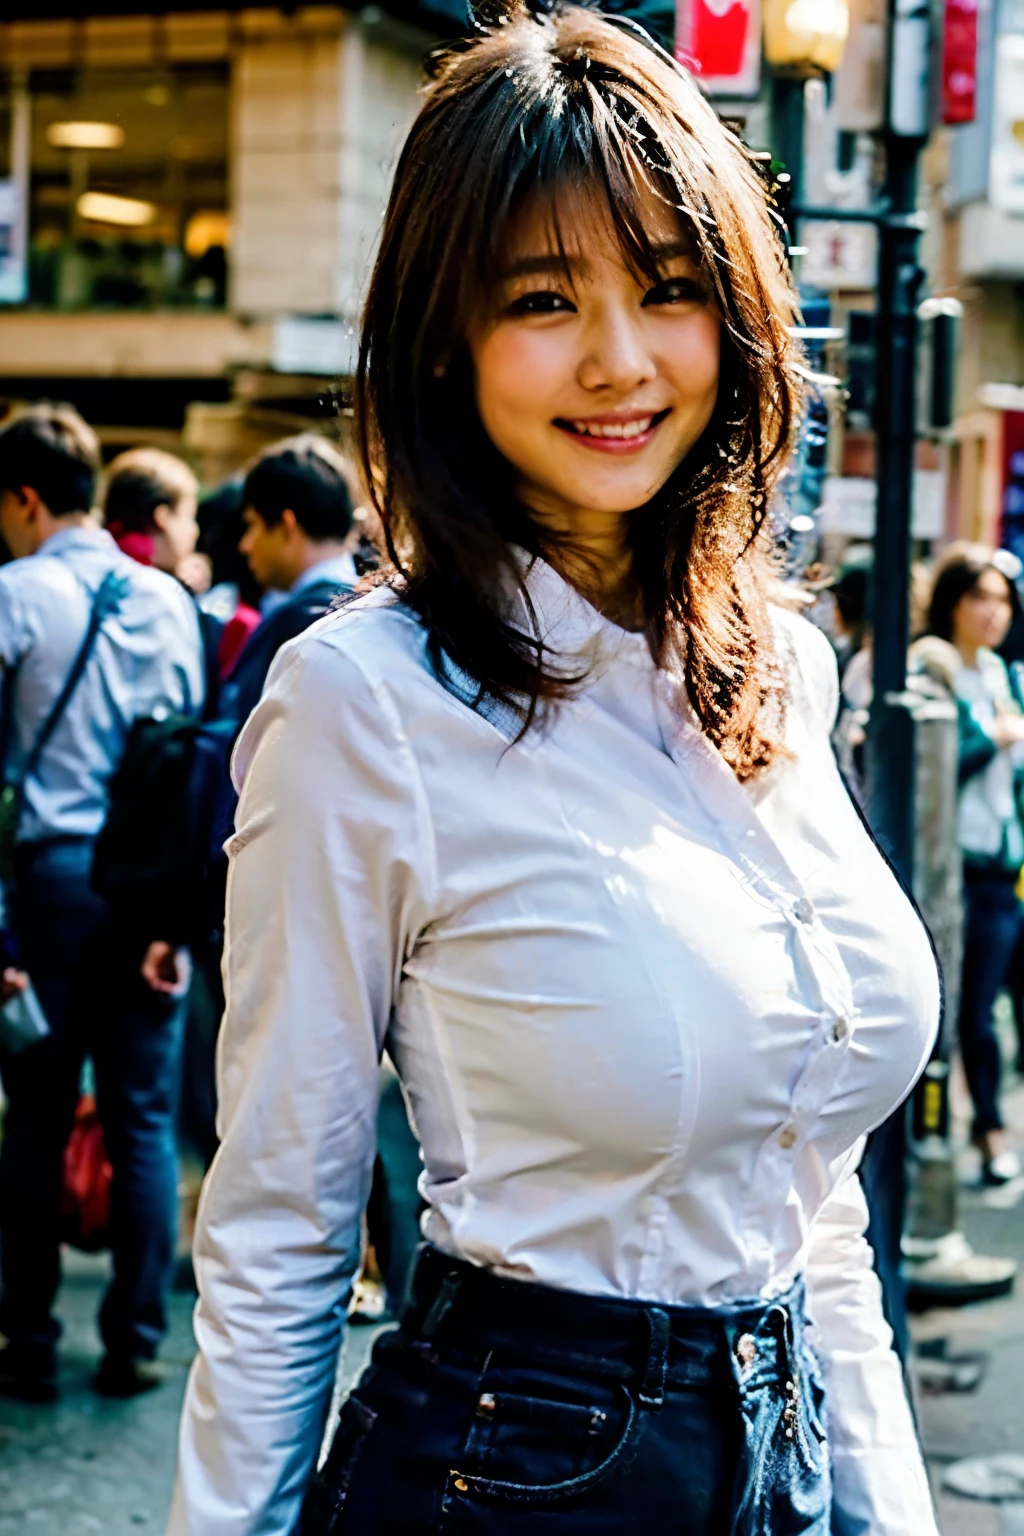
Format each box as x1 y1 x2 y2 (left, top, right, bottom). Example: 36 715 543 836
569 416 654 440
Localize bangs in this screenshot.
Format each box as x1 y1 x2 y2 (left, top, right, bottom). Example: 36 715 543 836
465 93 706 315
360 3 805 783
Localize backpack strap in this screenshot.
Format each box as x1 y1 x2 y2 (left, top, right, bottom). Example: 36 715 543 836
10 566 128 806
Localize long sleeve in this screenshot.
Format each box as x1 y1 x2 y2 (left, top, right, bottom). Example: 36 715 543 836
805 1153 938 1536
167 630 434 1536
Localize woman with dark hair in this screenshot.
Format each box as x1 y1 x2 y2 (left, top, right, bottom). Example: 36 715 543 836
170 8 939 1534
926 542 1024 1185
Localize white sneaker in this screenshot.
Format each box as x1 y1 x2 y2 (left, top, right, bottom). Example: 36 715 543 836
981 1148 1022 1185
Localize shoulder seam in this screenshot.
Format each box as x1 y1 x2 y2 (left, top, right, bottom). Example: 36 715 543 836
307 635 441 917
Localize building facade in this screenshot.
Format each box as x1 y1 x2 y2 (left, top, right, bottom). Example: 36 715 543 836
0 5 440 477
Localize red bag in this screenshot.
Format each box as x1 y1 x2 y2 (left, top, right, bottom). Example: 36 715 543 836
61 1095 112 1252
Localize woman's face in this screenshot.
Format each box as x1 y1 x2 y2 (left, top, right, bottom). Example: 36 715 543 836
467 190 722 535
952 567 1014 653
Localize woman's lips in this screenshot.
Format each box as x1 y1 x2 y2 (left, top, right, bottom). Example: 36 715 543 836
553 408 671 454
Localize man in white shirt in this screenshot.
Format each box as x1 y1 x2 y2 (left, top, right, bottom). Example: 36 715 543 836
0 404 205 1402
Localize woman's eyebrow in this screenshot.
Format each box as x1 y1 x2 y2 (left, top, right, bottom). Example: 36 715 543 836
650 239 698 264
497 240 696 283
498 252 584 282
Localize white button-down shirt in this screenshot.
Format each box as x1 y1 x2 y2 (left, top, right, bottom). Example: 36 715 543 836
171 558 940 1536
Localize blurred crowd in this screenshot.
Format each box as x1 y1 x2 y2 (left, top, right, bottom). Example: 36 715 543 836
0 400 414 1404
820 538 1024 1188
0 398 1022 1405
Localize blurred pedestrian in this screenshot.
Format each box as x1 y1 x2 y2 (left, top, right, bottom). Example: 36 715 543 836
926 542 1024 1184
102 446 208 595
196 476 263 681
0 405 205 1401
102 447 228 712
172 438 359 1172
827 547 873 791
171 11 940 1535
218 434 357 731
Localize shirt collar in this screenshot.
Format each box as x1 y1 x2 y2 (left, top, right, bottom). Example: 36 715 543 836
513 551 653 674
35 524 115 560
290 551 357 595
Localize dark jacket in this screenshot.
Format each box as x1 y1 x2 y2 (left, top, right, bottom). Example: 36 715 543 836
219 576 352 736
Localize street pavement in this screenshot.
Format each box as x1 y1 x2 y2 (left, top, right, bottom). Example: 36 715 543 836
914 1065 1024 1536
1 1080 1023 1534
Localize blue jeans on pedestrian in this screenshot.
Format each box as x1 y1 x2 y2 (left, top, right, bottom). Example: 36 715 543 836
300 1245 830 1535
0 837 186 1368
958 867 1024 1139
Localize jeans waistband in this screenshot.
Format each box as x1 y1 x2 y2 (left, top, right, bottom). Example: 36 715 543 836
403 1244 808 1400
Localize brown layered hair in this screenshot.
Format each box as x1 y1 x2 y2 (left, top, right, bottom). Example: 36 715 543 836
358 2 805 778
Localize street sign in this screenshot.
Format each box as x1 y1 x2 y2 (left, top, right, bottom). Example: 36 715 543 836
991 33 1024 215
675 0 762 97
889 0 931 138
941 0 979 124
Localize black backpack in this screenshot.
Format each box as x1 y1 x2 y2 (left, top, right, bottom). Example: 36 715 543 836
92 711 237 947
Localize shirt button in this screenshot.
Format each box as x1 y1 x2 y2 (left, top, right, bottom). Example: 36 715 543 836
778 1125 798 1150
832 1016 851 1043
792 897 815 924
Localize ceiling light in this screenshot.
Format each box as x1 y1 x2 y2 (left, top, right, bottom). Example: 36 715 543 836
184 210 231 259
47 121 125 150
77 191 156 227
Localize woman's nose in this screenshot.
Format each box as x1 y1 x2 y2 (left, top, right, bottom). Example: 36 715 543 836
576 306 656 394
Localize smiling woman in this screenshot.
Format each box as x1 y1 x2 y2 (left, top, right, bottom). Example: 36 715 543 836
470 190 722 577
359 6 804 779
170 7 941 1536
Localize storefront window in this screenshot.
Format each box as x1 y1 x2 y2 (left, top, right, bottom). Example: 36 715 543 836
15 63 229 311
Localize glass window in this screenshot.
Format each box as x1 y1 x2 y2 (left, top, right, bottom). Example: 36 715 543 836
18 62 229 311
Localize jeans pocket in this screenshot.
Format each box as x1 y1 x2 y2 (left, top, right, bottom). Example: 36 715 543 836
442 1380 640 1516
298 1393 378 1536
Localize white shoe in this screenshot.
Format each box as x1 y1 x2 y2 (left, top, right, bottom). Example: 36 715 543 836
981 1148 1022 1185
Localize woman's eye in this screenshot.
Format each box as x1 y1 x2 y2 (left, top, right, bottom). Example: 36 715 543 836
643 277 704 307
505 289 575 316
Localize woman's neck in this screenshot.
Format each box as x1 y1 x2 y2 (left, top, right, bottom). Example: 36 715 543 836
955 639 982 669
528 503 642 631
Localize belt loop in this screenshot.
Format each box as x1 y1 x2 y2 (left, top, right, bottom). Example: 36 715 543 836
419 1269 463 1342
638 1307 670 1411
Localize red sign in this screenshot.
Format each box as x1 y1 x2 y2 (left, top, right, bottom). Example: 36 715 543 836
676 0 762 98
942 0 979 124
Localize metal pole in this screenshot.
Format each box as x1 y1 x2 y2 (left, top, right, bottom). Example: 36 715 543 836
867 1 930 884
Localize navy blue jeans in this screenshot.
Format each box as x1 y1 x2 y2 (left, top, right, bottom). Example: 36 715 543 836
301 1247 830 1535
958 869 1024 1138
0 838 186 1365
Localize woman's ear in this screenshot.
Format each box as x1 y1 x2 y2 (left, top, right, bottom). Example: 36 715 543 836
151 501 173 534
